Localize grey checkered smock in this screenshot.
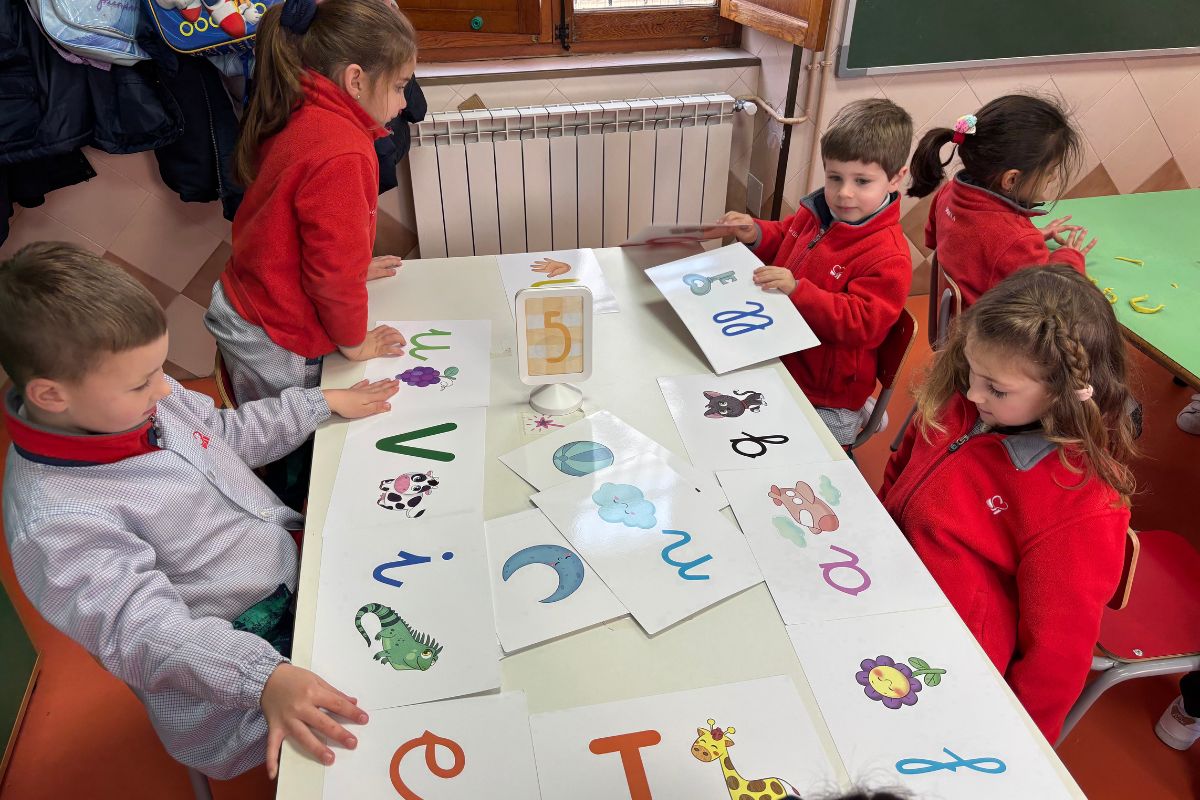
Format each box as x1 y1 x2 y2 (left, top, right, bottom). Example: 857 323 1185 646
3 378 330 779
204 281 324 405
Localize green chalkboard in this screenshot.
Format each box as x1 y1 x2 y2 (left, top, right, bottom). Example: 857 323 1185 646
0 583 37 779
840 0 1200 76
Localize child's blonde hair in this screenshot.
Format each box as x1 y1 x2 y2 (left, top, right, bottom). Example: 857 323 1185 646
234 0 417 185
908 93 1081 202
916 265 1136 502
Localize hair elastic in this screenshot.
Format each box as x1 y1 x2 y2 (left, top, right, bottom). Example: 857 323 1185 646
1075 384 1094 402
281 0 316 34
951 114 977 145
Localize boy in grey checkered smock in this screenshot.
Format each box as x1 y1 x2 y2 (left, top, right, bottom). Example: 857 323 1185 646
0 243 398 780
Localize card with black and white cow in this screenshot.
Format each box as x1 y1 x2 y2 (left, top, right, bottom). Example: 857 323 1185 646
362 319 492 410
716 460 947 625
658 368 830 473
321 406 487 538
310 513 500 712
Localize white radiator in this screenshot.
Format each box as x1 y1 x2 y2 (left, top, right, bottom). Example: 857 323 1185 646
408 94 736 258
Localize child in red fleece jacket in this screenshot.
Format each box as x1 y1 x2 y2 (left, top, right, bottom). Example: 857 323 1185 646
907 94 1097 308
204 0 416 405
712 99 914 445
881 265 1138 743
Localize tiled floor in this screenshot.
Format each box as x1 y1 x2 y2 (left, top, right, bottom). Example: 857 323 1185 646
1 293 1198 799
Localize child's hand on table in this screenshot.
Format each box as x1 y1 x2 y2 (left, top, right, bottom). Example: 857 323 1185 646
261 662 369 779
366 255 403 281
1042 215 1082 246
753 265 797 295
710 211 759 245
1062 226 1097 257
530 258 571 277
324 378 399 419
339 325 407 361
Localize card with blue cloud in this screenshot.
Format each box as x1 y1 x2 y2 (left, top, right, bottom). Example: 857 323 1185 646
530 453 762 635
485 509 627 653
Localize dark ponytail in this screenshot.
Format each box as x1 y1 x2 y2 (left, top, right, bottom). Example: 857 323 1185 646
905 94 1082 203
234 0 418 186
907 127 956 198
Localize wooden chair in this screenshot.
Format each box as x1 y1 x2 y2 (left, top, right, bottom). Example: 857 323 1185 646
213 350 237 410
848 307 918 455
1057 529 1200 744
890 256 963 452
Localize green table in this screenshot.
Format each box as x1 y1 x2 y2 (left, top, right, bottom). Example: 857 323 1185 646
1050 190 1200 388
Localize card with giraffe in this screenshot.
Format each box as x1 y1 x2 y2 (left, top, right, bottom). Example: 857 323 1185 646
496 248 619 315
309 514 501 712
528 676 842 799
485 509 628 654
531 453 763 635
323 692 542 799
361 319 492 410
787 607 1077 799
717 460 948 624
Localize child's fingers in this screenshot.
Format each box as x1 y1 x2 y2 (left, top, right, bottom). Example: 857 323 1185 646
288 718 334 766
1080 237 1098 256
349 379 370 390
302 706 359 749
265 727 285 779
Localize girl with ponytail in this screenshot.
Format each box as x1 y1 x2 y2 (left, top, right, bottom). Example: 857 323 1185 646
880 265 1136 744
206 0 417 405
908 93 1098 307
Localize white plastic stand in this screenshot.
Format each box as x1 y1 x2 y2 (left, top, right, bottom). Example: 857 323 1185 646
529 383 583 415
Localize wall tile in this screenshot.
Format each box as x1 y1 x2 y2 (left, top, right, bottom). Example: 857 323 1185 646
0 209 104 258
1047 60 1128 117
38 160 147 249
1125 54 1200 113
555 73 651 103
1079 74 1152 159
1103 118 1173 194
1062 164 1120 199
86 149 177 202
1172 132 1200 186
883 71 970 131
181 241 231 308
450 79 556 109
814 74 885 131
420 84 462 113
643 68 739 98
104 251 179 310
961 64 1054 106
1147 73 1200 153
164 295 217 377
1133 158 1190 194
108 195 223 292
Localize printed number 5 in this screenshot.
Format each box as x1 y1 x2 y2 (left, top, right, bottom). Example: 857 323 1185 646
544 309 572 364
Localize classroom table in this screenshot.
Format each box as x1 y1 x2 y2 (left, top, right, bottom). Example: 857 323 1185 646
277 244 1086 798
1053 189 1200 388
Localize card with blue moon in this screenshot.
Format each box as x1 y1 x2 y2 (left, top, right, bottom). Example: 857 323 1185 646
531 453 762 635
787 608 1076 799
361 319 492 411
499 410 728 513
485 509 627 653
310 514 501 711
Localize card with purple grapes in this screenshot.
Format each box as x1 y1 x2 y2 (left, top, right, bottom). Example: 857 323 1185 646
363 320 492 410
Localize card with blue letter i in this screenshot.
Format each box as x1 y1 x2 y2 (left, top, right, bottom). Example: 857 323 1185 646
646 243 819 374
530 453 762 635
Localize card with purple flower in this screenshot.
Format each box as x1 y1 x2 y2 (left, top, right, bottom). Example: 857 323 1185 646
787 607 1076 799
363 319 492 410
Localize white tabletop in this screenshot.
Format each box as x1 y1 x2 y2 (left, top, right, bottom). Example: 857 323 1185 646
277 245 1084 798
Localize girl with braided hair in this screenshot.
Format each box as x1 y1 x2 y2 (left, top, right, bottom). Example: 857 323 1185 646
880 264 1137 743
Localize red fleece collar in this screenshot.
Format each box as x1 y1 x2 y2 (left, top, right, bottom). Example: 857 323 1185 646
4 390 159 467
300 70 392 143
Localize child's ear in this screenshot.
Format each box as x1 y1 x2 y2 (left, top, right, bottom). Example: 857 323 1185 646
887 165 909 192
1000 168 1021 192
24 378 69 415
340 64 366 99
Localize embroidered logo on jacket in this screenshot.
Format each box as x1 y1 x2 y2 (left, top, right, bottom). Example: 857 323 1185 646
944 207 956 222
830 264 845 279
985 495 1008 515
193 431 210 449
